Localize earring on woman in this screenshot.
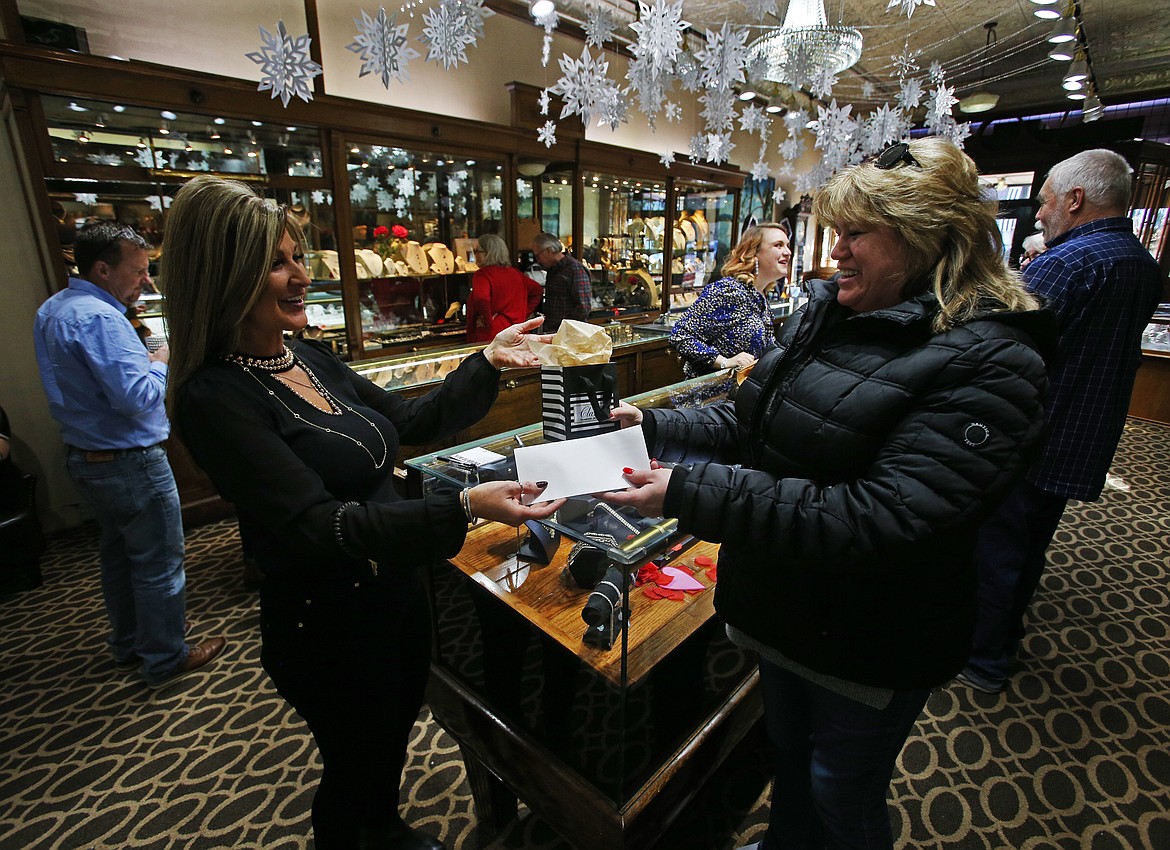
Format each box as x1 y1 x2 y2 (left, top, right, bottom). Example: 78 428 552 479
754 256 760 278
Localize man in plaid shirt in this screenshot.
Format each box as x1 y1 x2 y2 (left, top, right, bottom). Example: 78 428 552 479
959 149 1163 694
532 231 592 331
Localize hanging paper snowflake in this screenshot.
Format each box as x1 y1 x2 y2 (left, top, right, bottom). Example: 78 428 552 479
419 0 483 71
167 152 182 170
664 102 682 123
376 189 395 211
809 67 838 100
446 175 462 196
699 91 736 132
674 51 702 92
927 83 958 129
861 81 876 99
482 197 502 216
584 5 617 48
187 156 211 172
349 7 420 88
597 88 630 130
891 49 921 80
704 132 735 165
779 136 805 161
750 159 770 182
536 9 558 68
538 88 552 116
134 148 165 169
743 0 778 18
86 154 122 166
942 120 973 147
928 60 945 84
659 150 675 168
246 20 323 107
739 104 769 135
772 185 786 205
688 133 707 162
886 0 936 18
366 175 382 191
74 192 97 205
311 190 328 204
861 104 904 154
351 183 372 204
813 100 857 149
550 46 621 127
745 53 769 85
516 179 532 198
147 195 172 212
626 58 668 124
629 0 689 76
783 109 810 137
537 120 557 148
896 77 924 111
695 23 750 93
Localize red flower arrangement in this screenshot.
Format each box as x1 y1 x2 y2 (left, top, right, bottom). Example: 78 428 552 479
374 224 409 260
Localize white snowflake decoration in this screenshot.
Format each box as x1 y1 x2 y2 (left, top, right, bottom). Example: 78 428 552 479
742 0 778 18
376 189 395 211
351 183 371 204
861 104 904 154
74 193 97 205
349 7 420 88
861 81 876 99
659 150 675 168
445 176 462 196
886 0 936 18
928 60 945 84
688 133 706 162
597 87 630 130
695 23 750 93
147 195 172 211
394 195 410 217
941 120 973 147
246 20 323 107
750 159 770 182
86 154 122 166
892 49 921 80
664 101 682 123
550 46 620 127
813 100 857 150
783 109 810 137
516 179 532 198
675 51 702 92
810 67 838 100
704 132 735 165
365 175 382 191
772 186 786 207
311 190 328 204
536 9 558 67
537 120 557 148
699 91 737 132
419 0 485 71
927 83 958 129
134 148 165 169
897 77 925 111
538 89 552 116
739 104 769 135
584 5 617 48
396 171 417 198
779 136 805 161
629 0 689 76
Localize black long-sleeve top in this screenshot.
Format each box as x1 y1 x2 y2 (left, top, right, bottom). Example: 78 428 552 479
176 339 500 576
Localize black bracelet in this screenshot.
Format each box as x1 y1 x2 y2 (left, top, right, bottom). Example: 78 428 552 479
332 501 362 558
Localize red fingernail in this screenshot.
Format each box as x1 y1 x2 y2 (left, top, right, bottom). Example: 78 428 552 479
623 467 634 474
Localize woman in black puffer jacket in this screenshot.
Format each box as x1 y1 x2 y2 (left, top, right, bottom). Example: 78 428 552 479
602 137 1055 850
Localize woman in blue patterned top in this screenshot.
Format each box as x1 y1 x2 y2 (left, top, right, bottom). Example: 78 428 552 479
670 223 792 378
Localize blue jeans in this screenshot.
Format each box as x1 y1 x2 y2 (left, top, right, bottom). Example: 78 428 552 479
966 480 1068 686
758 660 930 850
66 444 187 683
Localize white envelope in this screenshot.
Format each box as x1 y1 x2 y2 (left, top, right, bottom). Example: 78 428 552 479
514 427 651 503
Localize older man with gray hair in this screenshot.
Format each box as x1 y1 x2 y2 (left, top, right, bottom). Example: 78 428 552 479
959 148 1163 694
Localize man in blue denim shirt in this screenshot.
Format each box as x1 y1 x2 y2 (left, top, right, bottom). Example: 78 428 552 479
959 149 1162 694
34 222 225 688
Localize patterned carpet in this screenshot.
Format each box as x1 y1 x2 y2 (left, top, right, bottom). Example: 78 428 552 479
1 419 1168 850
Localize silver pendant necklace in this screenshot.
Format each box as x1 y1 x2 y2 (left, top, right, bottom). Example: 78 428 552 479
230 355 389 470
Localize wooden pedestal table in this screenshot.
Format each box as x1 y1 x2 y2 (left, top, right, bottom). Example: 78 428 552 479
425 520 763 849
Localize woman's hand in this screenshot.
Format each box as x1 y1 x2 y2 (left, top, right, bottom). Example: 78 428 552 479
596 464 672 518
468 480 565 525
482 316 551 369
608 401 643 429
714 351 756 371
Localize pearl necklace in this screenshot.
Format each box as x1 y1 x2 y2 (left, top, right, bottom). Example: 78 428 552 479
223 346 295 373
230 354 389 470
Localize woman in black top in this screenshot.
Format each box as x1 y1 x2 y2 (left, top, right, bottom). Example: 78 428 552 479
162 175 562 850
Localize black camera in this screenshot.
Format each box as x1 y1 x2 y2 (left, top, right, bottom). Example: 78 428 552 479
581 564 632 650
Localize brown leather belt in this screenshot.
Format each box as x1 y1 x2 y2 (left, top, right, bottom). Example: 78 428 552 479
68 445 158 462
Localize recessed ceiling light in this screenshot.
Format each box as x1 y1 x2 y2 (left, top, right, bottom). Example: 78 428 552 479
160 110 177 120
213 117 226 125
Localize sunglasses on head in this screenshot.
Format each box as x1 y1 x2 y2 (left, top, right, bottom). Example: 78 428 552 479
873 142 921 170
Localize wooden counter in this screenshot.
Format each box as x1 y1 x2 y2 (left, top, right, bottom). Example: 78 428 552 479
1129 351 1170 425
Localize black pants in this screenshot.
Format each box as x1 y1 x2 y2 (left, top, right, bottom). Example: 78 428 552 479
260 564 432 850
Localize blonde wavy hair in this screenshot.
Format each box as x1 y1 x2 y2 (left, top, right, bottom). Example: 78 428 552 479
813 137 1039 331
161 175 298 414
721 221 786 281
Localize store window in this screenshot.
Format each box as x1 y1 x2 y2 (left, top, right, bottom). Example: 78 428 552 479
581 172 666 313
343 143 505 351
540 168 574 245
669 179 736 309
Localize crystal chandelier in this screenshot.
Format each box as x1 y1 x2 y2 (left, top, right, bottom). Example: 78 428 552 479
750 0 862 87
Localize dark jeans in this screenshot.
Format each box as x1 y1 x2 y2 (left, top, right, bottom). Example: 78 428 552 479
758 660 929 850
966 480 1068 685
260 564 431 850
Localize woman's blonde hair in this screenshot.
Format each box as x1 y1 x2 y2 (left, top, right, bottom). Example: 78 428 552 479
161 175 296 413
813 137 1039 331
721 221 786 280
476 232 511 266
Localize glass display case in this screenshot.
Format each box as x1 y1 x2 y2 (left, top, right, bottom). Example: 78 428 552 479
581 172 666 315
345 143 506 352
403 372 760 845
668 177 737 309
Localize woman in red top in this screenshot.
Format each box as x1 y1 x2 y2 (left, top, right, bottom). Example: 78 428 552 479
466 233 543 342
